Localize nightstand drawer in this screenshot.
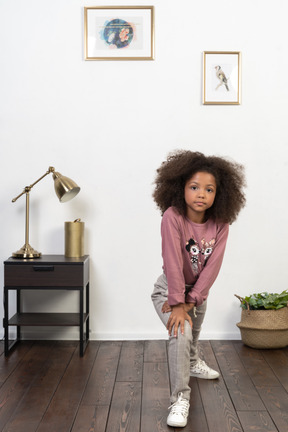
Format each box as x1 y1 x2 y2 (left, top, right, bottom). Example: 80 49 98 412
4 264 83 287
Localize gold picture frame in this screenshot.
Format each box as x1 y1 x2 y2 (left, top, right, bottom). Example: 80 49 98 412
84 6 154 61
203 51 241 105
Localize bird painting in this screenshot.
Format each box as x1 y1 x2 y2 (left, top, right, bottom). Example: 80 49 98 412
215 65 229 91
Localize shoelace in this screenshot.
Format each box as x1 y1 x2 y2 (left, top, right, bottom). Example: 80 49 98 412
192 359 209 372
168 393 189 416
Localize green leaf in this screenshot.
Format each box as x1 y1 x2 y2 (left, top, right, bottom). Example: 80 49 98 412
237 290 288 310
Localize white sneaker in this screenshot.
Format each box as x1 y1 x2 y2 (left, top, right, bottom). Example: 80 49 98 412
167 392 190 427
190 359 220 379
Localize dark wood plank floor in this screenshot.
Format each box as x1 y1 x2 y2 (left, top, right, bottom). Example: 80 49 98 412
1 339 288 432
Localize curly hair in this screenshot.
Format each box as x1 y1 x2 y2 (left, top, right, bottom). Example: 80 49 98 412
153 150 246 224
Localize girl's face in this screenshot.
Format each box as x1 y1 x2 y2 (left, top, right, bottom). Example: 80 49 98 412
184 171 217 223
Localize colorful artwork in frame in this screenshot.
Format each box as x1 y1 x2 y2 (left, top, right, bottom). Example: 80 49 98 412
203 51 241 105
84 6 154 60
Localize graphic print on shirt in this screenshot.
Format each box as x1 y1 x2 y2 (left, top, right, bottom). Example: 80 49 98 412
185 237 216 275
201 238 215 265
185 238 200 274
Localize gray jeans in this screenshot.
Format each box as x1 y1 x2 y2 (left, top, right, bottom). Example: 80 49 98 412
151 273 207 403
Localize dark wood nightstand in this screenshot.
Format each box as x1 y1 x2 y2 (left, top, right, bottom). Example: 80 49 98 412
3 255 89 356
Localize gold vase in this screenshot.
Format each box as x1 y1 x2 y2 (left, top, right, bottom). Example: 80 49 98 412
65 219 84 257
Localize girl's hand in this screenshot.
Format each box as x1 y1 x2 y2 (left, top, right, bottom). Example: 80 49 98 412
162 301 172 313
166 304 193 337
184 302 195 313
162 301 195 314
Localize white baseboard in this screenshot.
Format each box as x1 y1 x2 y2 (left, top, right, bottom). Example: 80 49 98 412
89 331 241 341
0 329 241 341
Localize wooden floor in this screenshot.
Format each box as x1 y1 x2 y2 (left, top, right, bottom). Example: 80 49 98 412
1 340 288 432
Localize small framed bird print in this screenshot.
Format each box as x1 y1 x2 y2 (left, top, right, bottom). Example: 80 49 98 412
203 51 241 105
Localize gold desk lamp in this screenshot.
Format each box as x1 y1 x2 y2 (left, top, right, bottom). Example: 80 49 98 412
12 166 80 259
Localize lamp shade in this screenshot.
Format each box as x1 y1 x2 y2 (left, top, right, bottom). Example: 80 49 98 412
53 171 80 203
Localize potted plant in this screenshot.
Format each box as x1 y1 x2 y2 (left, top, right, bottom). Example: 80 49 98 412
235 291 288 349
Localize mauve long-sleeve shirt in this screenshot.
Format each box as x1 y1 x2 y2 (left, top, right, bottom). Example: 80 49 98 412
161 207 229 306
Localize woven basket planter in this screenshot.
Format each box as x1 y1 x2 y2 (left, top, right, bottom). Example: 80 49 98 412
236 307 288 349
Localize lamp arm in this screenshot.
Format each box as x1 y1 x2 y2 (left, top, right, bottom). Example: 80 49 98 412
12 166 55 203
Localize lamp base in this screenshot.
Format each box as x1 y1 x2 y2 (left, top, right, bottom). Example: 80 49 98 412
12 244 41 259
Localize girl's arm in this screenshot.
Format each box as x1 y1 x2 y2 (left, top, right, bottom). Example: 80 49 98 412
161 209 195 336
186 223 229 306
161 209 187 305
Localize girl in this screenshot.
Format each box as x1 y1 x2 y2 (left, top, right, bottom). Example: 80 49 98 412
151 150 246 428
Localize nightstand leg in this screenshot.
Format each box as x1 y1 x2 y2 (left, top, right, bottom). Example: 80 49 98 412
86 282 90 345
16 290 21 340
80 287 84 356
4 287 9 356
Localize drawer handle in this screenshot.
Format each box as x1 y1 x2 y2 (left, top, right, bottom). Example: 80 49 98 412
33 266 54 272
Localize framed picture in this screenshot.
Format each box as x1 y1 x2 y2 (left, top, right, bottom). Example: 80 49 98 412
203 51 241 105
84 6 154 60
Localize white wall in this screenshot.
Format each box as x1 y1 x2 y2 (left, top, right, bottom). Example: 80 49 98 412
1 0 288 341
